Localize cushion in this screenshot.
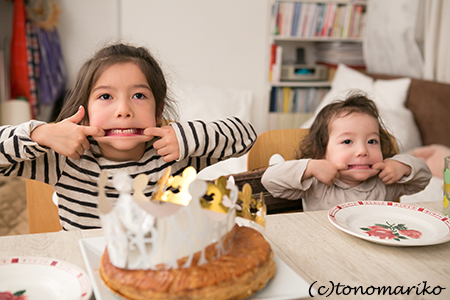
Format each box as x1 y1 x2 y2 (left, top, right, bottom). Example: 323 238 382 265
405 79 450 148
174 83 253 123
301 63 422 153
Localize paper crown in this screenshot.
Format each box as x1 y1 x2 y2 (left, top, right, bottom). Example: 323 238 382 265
98 166 266 270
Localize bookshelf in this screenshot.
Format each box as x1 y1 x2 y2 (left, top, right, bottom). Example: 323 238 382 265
268 0 367 130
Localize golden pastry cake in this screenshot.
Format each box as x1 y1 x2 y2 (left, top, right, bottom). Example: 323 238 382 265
100 225 275 300
97 167 275 300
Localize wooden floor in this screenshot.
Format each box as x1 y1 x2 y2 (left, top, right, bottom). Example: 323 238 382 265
0 176 28 236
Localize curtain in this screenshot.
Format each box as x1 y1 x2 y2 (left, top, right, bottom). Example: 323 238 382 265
423 0 450 84
10 0 31 103
363 0 423 78
364 0 450 84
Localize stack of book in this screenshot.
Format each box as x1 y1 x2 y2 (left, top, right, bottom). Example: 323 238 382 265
316 42 365 68
272 1 366 38
269 86 329 113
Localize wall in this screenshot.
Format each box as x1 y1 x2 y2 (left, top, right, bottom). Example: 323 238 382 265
58 0 120 83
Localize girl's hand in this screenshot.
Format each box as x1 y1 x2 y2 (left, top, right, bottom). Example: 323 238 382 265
304 159 347 186
372 159 412 185
30 106 105 160
144 125 180 162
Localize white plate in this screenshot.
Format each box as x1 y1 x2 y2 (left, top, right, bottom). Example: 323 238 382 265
79 237 316 300
328 201 450 246
0 257 92 300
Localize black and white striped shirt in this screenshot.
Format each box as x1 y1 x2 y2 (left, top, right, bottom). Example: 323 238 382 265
0 117 257 230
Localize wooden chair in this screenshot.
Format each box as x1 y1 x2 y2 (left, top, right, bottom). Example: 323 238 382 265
26 179 62 233
233 128 309 214
247 128 309 171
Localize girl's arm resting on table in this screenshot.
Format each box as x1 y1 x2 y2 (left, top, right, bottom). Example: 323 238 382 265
170 117 257 161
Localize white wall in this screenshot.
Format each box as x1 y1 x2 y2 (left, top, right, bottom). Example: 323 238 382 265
58 0 120 84
57 0 271 134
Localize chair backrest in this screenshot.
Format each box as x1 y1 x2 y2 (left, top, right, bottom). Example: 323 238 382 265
247 128 309 171
26 179 62 233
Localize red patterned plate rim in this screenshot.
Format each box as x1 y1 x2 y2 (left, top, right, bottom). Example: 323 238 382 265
0 256 92 300
327 201 450 246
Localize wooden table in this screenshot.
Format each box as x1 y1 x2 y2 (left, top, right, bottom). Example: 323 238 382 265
0 201 448 299
264 201 450 299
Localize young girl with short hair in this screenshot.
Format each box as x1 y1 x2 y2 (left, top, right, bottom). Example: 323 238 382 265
0 43 257 230
262 94 431 211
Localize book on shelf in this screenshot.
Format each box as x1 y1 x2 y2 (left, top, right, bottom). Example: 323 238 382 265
308 4 320 37
314 4 325 37
342 4 353 38
272 2 366 39
291 2 301 36
315 42 365 68
282 2 294 37
300 4 313 37
271 2 279 35
352 5 364 38
322 3 337 37
269 87 329 114
269 43 283 83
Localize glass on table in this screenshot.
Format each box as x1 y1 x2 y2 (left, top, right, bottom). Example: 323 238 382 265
444 156 450 217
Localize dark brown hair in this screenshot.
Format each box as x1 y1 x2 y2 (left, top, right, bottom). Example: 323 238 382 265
56 43 178 125
298 92 397 159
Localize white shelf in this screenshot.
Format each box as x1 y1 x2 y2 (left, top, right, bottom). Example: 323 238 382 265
271 81 331 87
267 0 366 130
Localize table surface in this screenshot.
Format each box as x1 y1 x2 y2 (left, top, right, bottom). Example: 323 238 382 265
0 201 449 299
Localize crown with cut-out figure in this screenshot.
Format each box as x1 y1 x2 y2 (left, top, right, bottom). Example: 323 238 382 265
98 166 266 270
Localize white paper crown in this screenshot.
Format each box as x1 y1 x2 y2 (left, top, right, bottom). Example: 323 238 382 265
98 166 266 270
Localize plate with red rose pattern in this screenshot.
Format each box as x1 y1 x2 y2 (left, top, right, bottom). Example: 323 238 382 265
0 257 92 300
328 201 450 246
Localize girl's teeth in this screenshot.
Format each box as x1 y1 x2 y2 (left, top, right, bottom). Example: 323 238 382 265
111 129 136 134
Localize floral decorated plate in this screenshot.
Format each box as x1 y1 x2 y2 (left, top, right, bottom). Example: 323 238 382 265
328 201 450 246
0 257 92 300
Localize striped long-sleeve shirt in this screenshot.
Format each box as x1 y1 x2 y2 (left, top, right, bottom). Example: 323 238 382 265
0 117 257 230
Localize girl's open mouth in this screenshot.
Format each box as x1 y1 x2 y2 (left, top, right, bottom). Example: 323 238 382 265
347 164 372 170
104 128 144 137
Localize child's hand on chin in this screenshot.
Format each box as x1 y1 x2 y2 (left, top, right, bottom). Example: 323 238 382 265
31 106 105 160
144 126 180 162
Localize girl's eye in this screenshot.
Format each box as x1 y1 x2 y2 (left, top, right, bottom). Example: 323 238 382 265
368 139 379 144
342 140 352 145
133 93 146 100
99 94 112 100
